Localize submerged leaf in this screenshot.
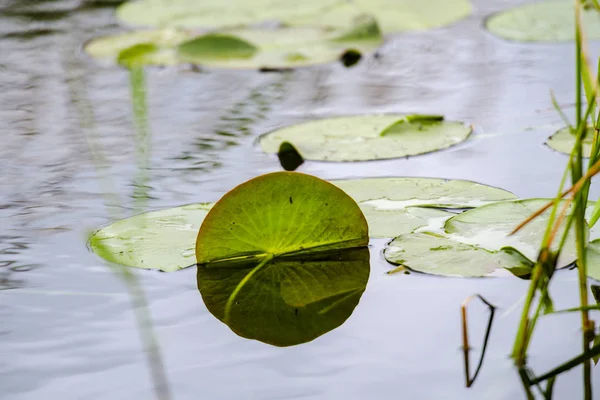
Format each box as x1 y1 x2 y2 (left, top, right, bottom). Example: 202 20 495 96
259 114 472 161
486 0 600 42
178 34 258 60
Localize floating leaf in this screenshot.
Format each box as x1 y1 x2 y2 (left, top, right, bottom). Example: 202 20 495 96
259 115 472 161
116 0 341 30
195 172 369 345
357 204 451 239
444 199 581 268
384 232 534 277
546 125 595 157
85 28 193 66
178 34 258 60
331 177 516 206
197 247 369 346
88 176 514 269
331 177 516 238
288 0 472 34
486 0 600 42
331 14 382 42
89 203 213 272
587 239 600 281
195 172 368 262
86 25 382 69
116 0 471 34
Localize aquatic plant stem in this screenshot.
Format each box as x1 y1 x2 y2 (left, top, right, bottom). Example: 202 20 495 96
574 3 592 398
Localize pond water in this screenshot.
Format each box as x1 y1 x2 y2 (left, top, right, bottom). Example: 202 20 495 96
2 0 600 399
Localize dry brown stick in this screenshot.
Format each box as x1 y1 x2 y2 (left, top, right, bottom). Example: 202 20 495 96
461 294 496 388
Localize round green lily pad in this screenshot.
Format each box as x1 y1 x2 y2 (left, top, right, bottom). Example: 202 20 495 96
85 16 383 69
486 0 600 42
546 125 595 157
88 203 213 272
259 115 473 161
195 172 368 262
116 0 471 34
384 232 533 277
195 171 369 345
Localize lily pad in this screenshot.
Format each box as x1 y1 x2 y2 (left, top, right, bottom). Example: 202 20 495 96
444 199 581 268
331 177 516 238
195 172 368 262
85 20 383 69
197 247 369 346
546 125 595 157
587 239 600 281
259 115 473 161
88 176 514 269
116 0 342 30
331 177 516 206
116 0 472 34
195 172 369 344
89 203 213 272
486 0 600 42
384 232 534 277
85 28 194 66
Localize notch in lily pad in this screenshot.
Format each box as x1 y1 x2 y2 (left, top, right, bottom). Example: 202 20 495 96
277 141 304 171
380 114 445 136
195 171 370 345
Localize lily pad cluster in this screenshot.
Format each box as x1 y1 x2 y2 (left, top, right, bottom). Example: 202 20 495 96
385 199 600 277
259 114 473 161
88 175 515 271
116 0 472 34
85 15 384 69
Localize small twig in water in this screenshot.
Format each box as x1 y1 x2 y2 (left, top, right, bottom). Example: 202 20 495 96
461 294 496 388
